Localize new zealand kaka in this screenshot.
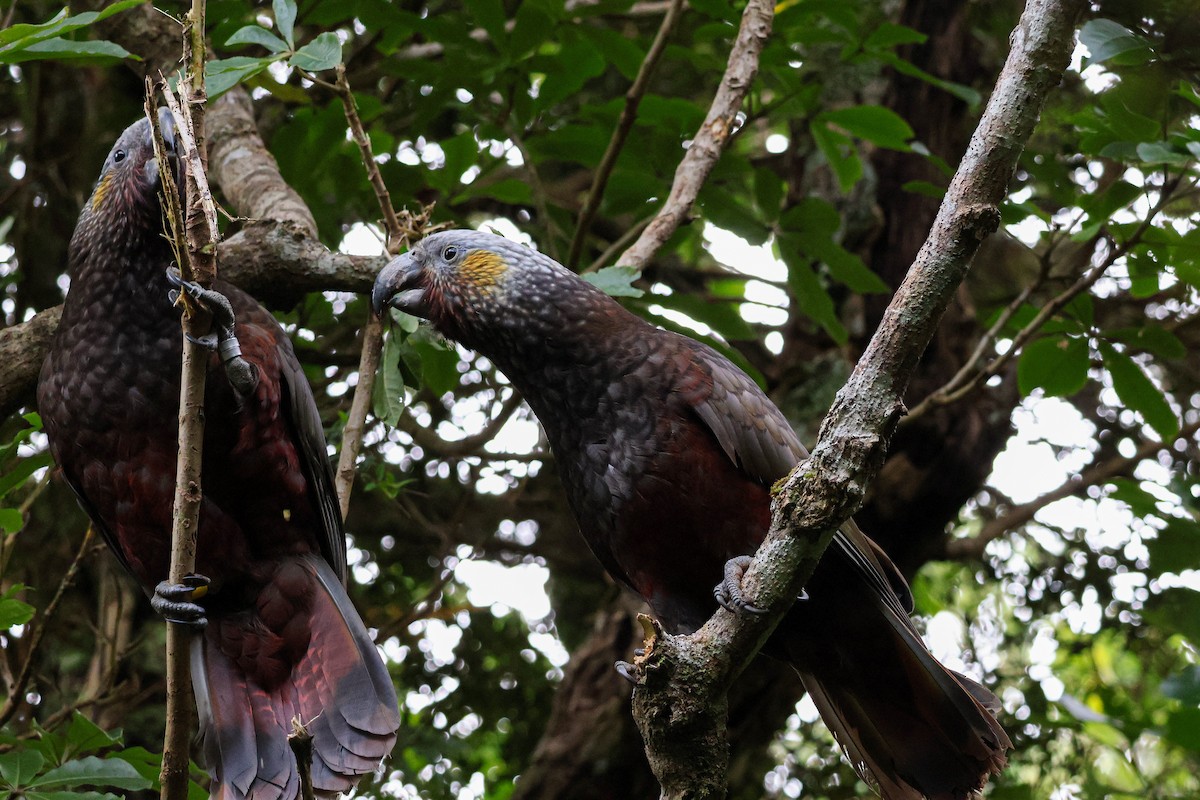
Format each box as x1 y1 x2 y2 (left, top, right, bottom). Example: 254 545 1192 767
372 230 1011 800
37 111 399 798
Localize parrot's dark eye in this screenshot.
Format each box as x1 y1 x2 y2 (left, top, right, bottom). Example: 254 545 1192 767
113 150 126 164
442 245 459 261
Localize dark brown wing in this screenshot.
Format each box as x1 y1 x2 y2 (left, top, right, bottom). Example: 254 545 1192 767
223 282 347 583
683 337 913 614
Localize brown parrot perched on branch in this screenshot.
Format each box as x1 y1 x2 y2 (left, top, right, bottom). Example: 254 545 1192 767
373 230 1011 800
37 111 399 798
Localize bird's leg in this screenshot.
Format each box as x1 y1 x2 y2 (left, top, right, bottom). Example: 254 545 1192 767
151 573 210 630
714 555 769 615
166 269 260 399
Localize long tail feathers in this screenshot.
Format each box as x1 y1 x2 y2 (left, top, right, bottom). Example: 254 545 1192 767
783 584 1011 800
193 555 399 799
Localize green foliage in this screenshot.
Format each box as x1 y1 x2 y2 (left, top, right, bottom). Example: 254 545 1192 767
206 0 342 97
0 1 141 65
0 714 156 799
3 0 1200 798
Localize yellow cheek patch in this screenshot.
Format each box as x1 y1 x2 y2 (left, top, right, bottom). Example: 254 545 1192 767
90 172 114 212
459 250 508 288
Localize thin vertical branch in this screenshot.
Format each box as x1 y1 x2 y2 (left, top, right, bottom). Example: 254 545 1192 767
157 0 217 795
566 0 684 267
331 65 431 521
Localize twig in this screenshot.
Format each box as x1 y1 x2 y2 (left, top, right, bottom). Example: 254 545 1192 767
330 64 433 521
504 121 563 260
906 175 1184 422
946 419 1200 559
288 717 316 800
584 213 654 273
155 3 219 794
399 392 525 458
626 1 1086 796
0 526 95 729
566 0 684 267
618 0 774 271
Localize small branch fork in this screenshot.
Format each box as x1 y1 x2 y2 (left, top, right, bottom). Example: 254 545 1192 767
618 0 774 271
329 64 435 522
625 1 1087 796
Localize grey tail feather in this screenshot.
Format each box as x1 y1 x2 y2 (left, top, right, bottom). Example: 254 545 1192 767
192 554 400 798
780 577 1011 800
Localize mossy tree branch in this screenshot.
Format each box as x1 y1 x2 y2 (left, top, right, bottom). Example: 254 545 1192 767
625 1 1087 796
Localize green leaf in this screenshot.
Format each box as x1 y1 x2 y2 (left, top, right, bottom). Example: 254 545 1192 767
1109 325 1186 360
1099 341 1178 440
0 507 23 533
204 56 280 99
1106 477 1160 516
1162 666 1200 704
818 105 913 151
0 451 51 499
0 750 46 789
753 168 785 223
577 26 645 81
1165 707 1200 751
1 37 134 64
0 587 35 629
226 25 290 54
1143 587 1200 643
289 32 342 72
1135 141 1190 166
809 120 861 192
778 234 847 344
373 332 408 427
1079 19 1151 68
0 0 141 48
1018 336 1089 397
464 0 507 51
273 0 297 47
874 51 982 106
29 757 151 791
781 200 888 294
64 713 122 758
864 22 926 49
406 329 461 397
582 266 644 298
436 131 479 194
1147 518 1200 576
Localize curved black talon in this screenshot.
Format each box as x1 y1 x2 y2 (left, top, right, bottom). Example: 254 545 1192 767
152 573 210 630
713 555 768 616
615 660 640 685
165 269 259 398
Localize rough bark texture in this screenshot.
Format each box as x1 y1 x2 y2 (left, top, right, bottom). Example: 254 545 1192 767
854 0 1024 576
629 1 1086 795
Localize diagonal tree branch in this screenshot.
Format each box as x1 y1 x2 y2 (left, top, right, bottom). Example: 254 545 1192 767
625 1 1087 796
566 0 684 268
618 0 774 271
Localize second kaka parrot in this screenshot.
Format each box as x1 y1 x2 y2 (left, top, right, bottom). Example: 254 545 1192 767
373 230 1011 800
37 111 399 798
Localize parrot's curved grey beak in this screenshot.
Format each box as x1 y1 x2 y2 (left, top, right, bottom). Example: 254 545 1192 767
372 253 429 319
143 107 181 193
